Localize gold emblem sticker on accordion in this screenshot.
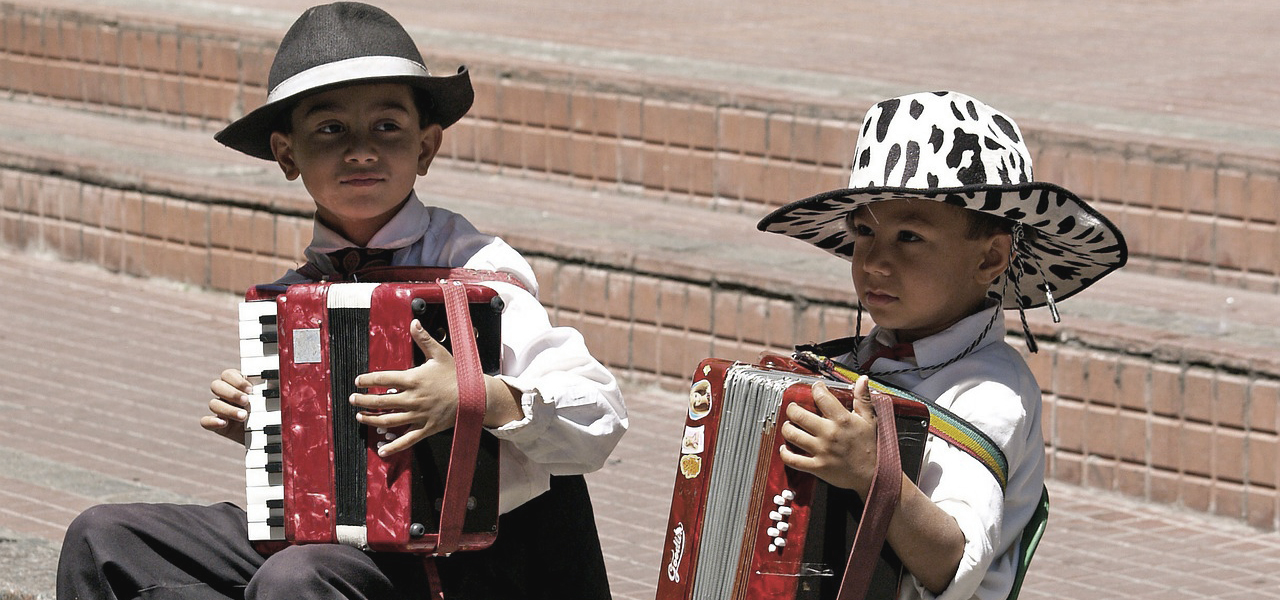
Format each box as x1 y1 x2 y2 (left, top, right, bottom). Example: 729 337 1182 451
688 379 712 420
679 454 702 479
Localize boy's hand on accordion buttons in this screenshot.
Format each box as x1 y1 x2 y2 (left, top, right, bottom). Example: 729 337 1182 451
202 368 253 444
350 319 459 457
778 377 879 498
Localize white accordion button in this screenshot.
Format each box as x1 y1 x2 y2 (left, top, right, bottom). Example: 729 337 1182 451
773 494 785 505
773 537 786 547
769 511 783 521
781 489 795 501
778 506 793 516
777 522 790 532
767 527 780 537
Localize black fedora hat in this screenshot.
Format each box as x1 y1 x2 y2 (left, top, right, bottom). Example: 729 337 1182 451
214 2 474 160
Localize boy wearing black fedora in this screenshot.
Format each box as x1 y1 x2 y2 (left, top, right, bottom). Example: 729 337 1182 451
56 3 625 599
758 91 1126 599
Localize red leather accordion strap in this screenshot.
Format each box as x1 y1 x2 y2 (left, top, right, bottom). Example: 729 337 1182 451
837 388 904 600
434 279 488 556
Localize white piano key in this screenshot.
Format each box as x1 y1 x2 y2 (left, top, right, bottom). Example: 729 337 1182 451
246 409 281 430
247 521 286 542
245 447 282 469
245 467 284 488
239 339 279 359
245 502 285 523
239 300 278 321
244 429 282 450
239 318 267 340
246 484 284 505
240 355 279 378
246 392 280 415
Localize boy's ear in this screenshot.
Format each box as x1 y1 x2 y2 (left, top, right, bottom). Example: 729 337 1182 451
417 124 444 176
269 132 301 181
976 232 1013 286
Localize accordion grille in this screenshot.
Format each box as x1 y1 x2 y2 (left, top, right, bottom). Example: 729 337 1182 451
329 306 369 527
691 367 793 599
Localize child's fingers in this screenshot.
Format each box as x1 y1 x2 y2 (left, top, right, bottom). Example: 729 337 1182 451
375 425 430 457
848 375 876 422
349 388 408 412
779 418 818 453
784 400 827 436
409 319 452 360
207 396 248 422
211 379 250 408
811 381 852 418
218 368 253 395
778 442 818 473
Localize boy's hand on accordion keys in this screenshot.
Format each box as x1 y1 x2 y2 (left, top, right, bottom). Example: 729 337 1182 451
349 319 524 457
202 368 253 444
778 377 879 498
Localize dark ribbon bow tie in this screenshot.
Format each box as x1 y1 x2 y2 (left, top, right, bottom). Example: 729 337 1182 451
327 247 396 276
864 342 915 371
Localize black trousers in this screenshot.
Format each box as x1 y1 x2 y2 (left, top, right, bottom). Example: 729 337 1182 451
57 475 611 600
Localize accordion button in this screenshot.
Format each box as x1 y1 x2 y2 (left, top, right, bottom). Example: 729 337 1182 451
777 522 790 532
781 489 796 501
409 522 426 537
769 511 782 521
774 537 786 547
773 495 785 505
767 527 780 537
778 506 793 516
768 544 778 553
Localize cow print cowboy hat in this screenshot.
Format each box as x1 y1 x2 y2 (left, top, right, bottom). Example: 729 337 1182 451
215 1 474 161
757 90 1127 312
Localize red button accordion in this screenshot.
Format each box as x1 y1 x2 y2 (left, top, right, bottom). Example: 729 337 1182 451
237 273 504 555
657 357 930 600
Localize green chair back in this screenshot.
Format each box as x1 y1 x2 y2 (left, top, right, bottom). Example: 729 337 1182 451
1006 485 1049 600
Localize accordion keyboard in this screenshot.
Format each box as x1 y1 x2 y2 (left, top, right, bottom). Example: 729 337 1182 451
238 299 285 542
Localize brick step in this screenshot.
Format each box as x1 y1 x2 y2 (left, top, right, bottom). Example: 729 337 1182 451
4 93 1280 528
3 1 1280 292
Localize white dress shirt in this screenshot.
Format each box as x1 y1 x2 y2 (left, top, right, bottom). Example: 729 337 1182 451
837 303 1045 600
278 193 629 514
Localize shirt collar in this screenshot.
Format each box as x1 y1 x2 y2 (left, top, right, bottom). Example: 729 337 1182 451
905 301 1005 369
304 191 432 258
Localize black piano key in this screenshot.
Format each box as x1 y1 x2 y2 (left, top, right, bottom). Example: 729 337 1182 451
259 331 279 344
263 424 282 436
261 369 279 380
266 516 284 527
263 387 280 399
265 462 283 473
266 499 284 509
259 314 277 326
264 443 282 454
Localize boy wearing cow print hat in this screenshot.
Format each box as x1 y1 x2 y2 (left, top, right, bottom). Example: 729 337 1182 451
757 91 1126 600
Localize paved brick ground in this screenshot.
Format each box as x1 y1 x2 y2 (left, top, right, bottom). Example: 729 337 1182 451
5 245 1280 599
4 0 1280 598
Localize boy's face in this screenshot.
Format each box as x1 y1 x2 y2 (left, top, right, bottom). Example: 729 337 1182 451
269 82 442 245
847 199 1011 343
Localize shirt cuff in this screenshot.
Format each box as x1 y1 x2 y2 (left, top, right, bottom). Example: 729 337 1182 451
486 377 553 443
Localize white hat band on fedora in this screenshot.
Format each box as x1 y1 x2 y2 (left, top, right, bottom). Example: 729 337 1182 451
757 91 1127 311
267 56 431 104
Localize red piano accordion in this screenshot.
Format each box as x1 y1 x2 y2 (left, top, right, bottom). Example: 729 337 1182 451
237 268 515 556
657 356 931 600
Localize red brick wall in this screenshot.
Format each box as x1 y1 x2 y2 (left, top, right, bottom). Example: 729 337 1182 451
4 3 1280 530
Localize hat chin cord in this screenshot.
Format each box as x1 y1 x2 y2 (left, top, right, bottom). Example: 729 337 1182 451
1007 222 1061 355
